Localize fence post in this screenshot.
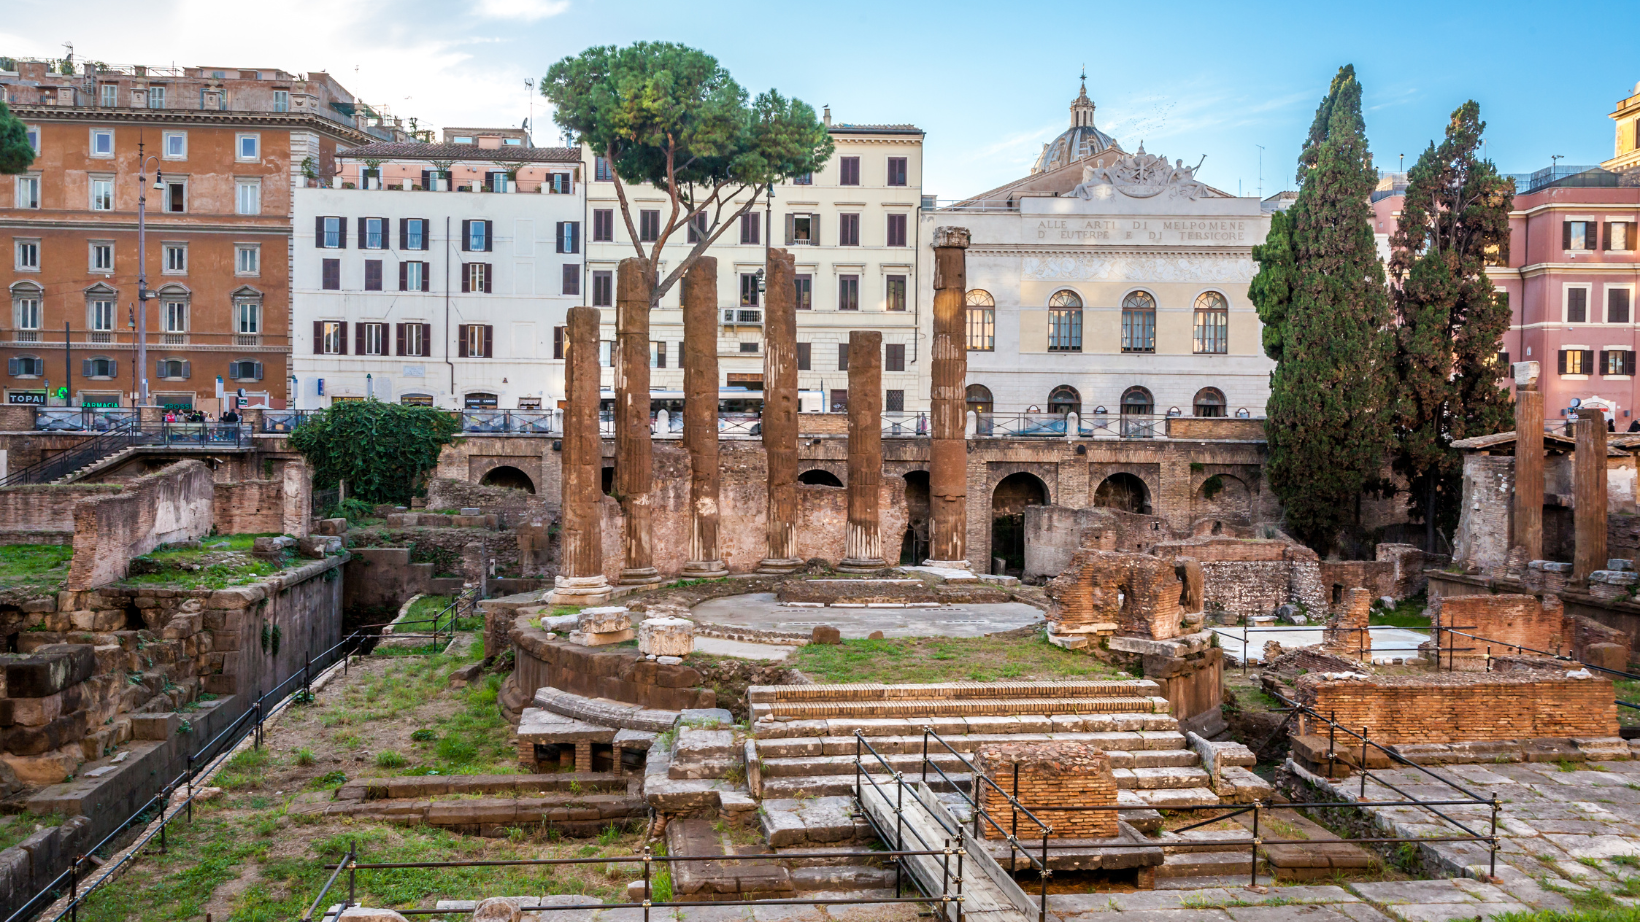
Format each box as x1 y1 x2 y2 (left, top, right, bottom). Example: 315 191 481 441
1011 764 1020 842
1489 794 1499 879
159 791 168 853
642 845 652 922
1328 711 1337 779
922 727 930 786
69 854 80 922
1359 728 1369 799
1249 800 1260 888
894 771 904 898
304 651 312 700
187 754 194 822
347 839 357 908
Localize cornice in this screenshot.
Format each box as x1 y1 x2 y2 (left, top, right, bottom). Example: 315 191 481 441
967 245 1256 258
0 218 291 236
8 106 375 144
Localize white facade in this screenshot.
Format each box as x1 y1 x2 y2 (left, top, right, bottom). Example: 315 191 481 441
584 117 928 413
292 178 584 410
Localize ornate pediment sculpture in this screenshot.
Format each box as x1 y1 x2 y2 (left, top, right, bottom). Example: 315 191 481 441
1073 144 1208 201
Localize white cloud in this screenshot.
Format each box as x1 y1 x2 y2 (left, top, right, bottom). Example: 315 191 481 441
472 0 569 20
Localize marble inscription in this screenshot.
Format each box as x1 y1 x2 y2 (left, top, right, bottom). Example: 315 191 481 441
1021 255 1258 284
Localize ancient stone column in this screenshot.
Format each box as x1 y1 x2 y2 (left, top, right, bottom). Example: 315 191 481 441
1574 406 1609 582
681 258 728 578
615 258 659 585
927 226 971 569
1512 363 1544 562
840 330 885 572
548 305 610 605
758 248 802 573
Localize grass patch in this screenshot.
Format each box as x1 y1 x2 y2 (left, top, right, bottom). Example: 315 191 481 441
1496 910 1640 922
121 534 287 590
789 634 1130 685
0 544 75 595
0 812 62 852
1369 592 1430 629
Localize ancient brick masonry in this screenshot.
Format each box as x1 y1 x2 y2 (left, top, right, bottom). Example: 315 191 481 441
1574 407 1608 582
840 330 885 571
1513 363 1544 561
1430 594 1565 668
615 257 659 586
1152 537 1326 622
974 741 1118 839
1323 588 1371 658
759 248 802 573
1045 548 1189 640
681 257 727 578
928 226 969 567
68 460 215 590
1292 669 1619 743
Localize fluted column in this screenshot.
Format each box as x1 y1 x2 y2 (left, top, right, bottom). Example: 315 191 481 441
927 226 970 569
615 257 659 585
840 330 885 571
758 248 802 573
548 305 610 605
682 257 728 577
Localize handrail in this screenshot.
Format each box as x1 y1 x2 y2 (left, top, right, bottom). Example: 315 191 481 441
0 420 142 486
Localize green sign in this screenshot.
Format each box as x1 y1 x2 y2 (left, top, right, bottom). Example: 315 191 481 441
82 399 121 409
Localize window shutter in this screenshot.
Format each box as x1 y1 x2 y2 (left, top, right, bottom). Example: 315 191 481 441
483 263 492 294
156 359 164 378
355 323 365 354
797 342 811 370
554 326 564 359
556 222 565 254
483 220 493 252
421 263 430 292
4 359 12 375
357 217 366 248
458 326 469 358
315 215 324 247
1601 350 1610 374
108 359 118 377
400 217 407 247
380 217 391 249
483 324 493 358
250 361 261 380
1628 351 1636 376
1603 221 1612 250
569 222 579 254
399 261 408 291
181 360 190 379
1564 221 1573 250
785 213 794 246
811 214 819 246
421 324 432 355
395 323 406 356
336 322 348 355
338 218 347 249
461 220 471 252
461 264 471 293
1585 349 1596 372
313 321 323 355
1557 350 1567 375
81 358 92 377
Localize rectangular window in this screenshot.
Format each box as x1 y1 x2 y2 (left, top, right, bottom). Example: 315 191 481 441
788 213 816 245
320 216 343 248
593 209 614 242
16 297 40 330
402 261 427 292
562 263 580 296
236 301 259 334
592 270 613 307
236 245 259 275
886 390 905 412
163 180 185 213
1559 349 1591 375
797 342 811 370
1568 287 1588 323
1564 220 1598 251
164 244 186 273
830 389 848 413
163 301 187 333
404 219 426 250
461 324 492 358
886 275 907 311
795 274 813 310
838 343 850 371
15 176 38 209
273 90 289 113
147 86 165 109
362 217 385 249
553 326 565 359
1607 221 1634 251
739 342 759 353
791 172 812 185
740 272 760 307
557 221 580 254
594 156 613 182
99 84 117 107
1603 349 1635 376
465 263 490 293
740 212 761 245
321 321 346 354
1609 288 1631 325
15 239 39 270
236 133 260 161
322 258 340 290
91 243 113 272
235 179 260 215
885 342 906 372
838 274 859 311
90 300 114 331
839 213 860 246
1122 309 1156 353
1049 309 1083 351
886 213 907 247
967 306 995 351
839 156 860 186
361 323 387 356
686 212 707 243
402 323 428 357
639 210 660 242
92 179 114 211
364 259 383 291
1194 307 1229 354
91 129 113 157
887 157 908 187
466 220 489 252
651 342 667 369
163 131 186 159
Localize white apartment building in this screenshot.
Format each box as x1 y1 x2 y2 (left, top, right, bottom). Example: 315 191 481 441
291 136 584 411
585 112 928 414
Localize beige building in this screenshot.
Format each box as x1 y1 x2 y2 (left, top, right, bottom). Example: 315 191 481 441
584 111 927 418
921 82 1274 431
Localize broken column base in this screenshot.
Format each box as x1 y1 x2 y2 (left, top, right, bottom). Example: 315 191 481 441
680 560 729 579
546 574 612 606
617 567 663 587
836 557 889 573
1046 621 1118 650
922 558 971 570
756 558 805 575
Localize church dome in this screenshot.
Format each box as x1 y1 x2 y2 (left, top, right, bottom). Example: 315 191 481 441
1031 81 1119 174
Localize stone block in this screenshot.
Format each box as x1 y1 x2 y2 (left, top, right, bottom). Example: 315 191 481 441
1608 558 1634 571
1584 643 1629 672
297 535 344 559
567 629 634 647
162 613 202 639
638 617 694 657
577 606 632 633
316 517 349 536
811 625 842 645
252 536 297 560
5 645 95 697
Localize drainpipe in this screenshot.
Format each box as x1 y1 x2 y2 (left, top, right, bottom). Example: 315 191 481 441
445 216 455 402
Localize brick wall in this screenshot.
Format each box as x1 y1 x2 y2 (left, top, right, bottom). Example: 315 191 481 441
1293 670 1619 743
67 461 214 590
1153 537 1326 621
1432 594 1564 660
1045 549 1184 639
426 477 554 528
1166 417 1266 441
0 483 123 541
1324 588 1372 657
975 741 1118 839
1023 505 1177 579
214 480 286 535
1453 454 1514 575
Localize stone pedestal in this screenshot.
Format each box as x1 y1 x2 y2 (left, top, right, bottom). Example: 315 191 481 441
974 741 1118 839
681 258 728 578
639 617 695 657
1512 364 1543 561
616 258 660 586
1573 407 1608 582
570 606 634 646
840 330 886 571
927 226 970 571
759 248 803 574
548 305 610 606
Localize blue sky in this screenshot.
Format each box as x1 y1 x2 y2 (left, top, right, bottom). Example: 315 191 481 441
6 0 1638 198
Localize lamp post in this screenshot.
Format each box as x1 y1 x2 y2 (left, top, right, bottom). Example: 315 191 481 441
136 145 163 406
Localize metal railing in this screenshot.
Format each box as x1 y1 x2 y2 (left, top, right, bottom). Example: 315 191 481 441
1432 626 1640 713
373 585 483 651
5 632 368 922
882 412 928 438
974 412 1167 439
460 411 556 434
1214 623 1475 671
0 421 151 487
32 408 139 432
262 410 320 433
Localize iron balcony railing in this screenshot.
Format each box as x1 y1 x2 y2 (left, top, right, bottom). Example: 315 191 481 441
0 422 251 487
975 412 1167 439
33 408 140 431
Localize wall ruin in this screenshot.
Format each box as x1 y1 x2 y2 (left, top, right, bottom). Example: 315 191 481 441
67 461 215 590
1292 669 1619 743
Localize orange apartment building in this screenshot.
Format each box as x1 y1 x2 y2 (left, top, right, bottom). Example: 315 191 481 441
0 57 402 410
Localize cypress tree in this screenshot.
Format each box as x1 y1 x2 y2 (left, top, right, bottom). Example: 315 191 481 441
0 99 34 175
1250 65 1394 553
1389 101 1515 549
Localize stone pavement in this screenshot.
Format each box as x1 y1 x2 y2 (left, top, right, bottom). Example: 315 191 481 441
1047 881 1528 922
689 592 1043 638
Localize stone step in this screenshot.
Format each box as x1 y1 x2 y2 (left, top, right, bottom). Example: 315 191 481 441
757 771 1218 804
748 679 1161 705
1156 849 1253 879
759 796 875 847
772 845 889 868
1129 787 1220 808
1116 766 1213 790
990 822 1163 872
758 747 1201 780
752 695 1171 722
755 728 1189 758
789 865 896 892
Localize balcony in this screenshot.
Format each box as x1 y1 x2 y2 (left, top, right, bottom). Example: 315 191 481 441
722 309 763 326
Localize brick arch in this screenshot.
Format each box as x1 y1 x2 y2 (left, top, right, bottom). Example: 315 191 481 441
1087 465 1160 514
468 455 543 494
985 461 1059 506
799 460 847 485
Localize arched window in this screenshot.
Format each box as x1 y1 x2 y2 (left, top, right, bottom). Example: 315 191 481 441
1048 290 1082 352
966 289 995 352
7 355 43 377
232 286 263 344
157 284 190 345
157 358 190 379
1048 385 1081 416
1193 291 1228 354
464 392 498 409
1121 291 1156 353
11 281 42 343
1120 386 1154 437
965 384 994 414
1193 387 1226 418
85 283 117 343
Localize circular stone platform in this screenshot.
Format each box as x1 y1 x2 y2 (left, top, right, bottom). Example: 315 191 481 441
689 592 1044 639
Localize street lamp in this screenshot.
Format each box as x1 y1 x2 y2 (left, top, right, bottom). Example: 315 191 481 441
136 144 163 406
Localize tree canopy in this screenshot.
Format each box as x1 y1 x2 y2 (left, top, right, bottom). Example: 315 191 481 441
288 401 462 506
1251 65 1395 553
543 42 833 300
0 100 34 174
1388 101 1515 547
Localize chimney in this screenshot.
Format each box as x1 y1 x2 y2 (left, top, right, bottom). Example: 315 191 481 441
823 106 831 128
